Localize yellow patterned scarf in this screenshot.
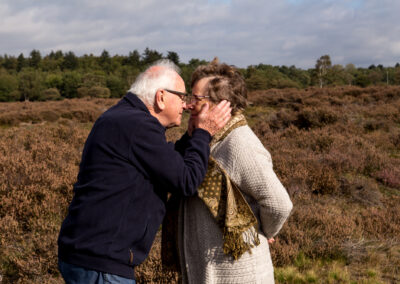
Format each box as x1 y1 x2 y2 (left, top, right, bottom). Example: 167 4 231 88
198 113 260 260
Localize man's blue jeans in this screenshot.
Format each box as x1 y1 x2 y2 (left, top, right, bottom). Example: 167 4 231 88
59 260 136 284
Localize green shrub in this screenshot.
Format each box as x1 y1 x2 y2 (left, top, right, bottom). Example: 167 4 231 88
41 88 62 101
77 86 89 98
88 86 111 98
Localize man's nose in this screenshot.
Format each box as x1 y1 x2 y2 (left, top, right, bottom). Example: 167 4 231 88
183 102 194 110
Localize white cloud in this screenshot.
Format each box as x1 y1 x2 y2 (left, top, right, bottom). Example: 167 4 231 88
0 0 399 68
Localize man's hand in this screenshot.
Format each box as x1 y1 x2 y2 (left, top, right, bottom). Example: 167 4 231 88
193 100 231 136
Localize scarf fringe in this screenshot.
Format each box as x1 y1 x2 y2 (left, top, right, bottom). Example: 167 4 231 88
223 224 260 260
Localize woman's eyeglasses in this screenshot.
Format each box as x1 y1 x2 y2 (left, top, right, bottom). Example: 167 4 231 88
164 89 210 104
190 94 210 103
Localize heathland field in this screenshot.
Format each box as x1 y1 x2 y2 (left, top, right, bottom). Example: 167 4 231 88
0 86 399 283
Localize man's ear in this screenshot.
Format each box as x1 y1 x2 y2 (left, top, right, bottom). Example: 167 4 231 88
154 89 166 111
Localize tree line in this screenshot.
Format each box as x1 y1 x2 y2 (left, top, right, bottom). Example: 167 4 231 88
0 49 400 102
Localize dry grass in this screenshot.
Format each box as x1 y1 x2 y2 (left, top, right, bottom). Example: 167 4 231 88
0 86 399 283
0 120 88 283
0 98 118 127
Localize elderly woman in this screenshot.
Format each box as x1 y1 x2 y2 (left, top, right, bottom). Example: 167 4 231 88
174 60 293 284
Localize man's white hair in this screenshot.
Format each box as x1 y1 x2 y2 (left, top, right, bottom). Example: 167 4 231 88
128 59 181 105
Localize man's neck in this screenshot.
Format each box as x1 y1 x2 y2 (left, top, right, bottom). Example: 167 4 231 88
147 105 167 128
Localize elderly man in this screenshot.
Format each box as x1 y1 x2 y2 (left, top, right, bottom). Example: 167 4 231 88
58 60 231 284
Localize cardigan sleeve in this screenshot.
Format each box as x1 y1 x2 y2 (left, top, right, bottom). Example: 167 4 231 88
214 127 293 238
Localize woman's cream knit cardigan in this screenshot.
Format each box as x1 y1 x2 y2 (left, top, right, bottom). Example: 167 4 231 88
178 125 293 284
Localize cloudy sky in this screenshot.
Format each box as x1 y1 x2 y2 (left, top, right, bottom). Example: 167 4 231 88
1 0 399 69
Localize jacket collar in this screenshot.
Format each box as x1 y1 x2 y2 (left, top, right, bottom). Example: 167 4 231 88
124 92 151 114
123 92 166 131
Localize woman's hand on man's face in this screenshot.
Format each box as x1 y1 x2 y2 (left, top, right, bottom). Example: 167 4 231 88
192 100 231 136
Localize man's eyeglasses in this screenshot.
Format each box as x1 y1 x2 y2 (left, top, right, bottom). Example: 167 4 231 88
164 89 210 104
164 89 190 104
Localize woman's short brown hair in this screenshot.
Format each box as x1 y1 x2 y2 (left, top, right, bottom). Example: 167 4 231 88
191 59 247 114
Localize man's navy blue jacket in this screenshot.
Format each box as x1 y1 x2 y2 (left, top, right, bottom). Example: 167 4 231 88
58 92 211 279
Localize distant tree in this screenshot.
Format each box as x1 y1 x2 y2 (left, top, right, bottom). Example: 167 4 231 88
49 50 64 60
2 55 18 70
142 47 163 65
287 65 310 87
0 70 19 101
82 72 106 88
180 58 209 91
41 55 63 72
79 54 99 71
189 58 208 68
55 50 63 59
124 50 141 67
245 64 301 90
62 51 79 70
99 50 112 73
106 75 126 98
245 69 268 90
99 50 110 65
61 71 82 98
167 51 180 65
368 70 383 85
119 65 141 88
278 65 289 76
17 53 27 72
109 56 122 74
385 67 393 85
394 67 400 85
315 55 332 88
45 73 63 89
345 63 356 71
29 49 42 69
18 68 44 101
325 64 349 86
344 63 356 85
354 70 371 87
48 50 56 59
